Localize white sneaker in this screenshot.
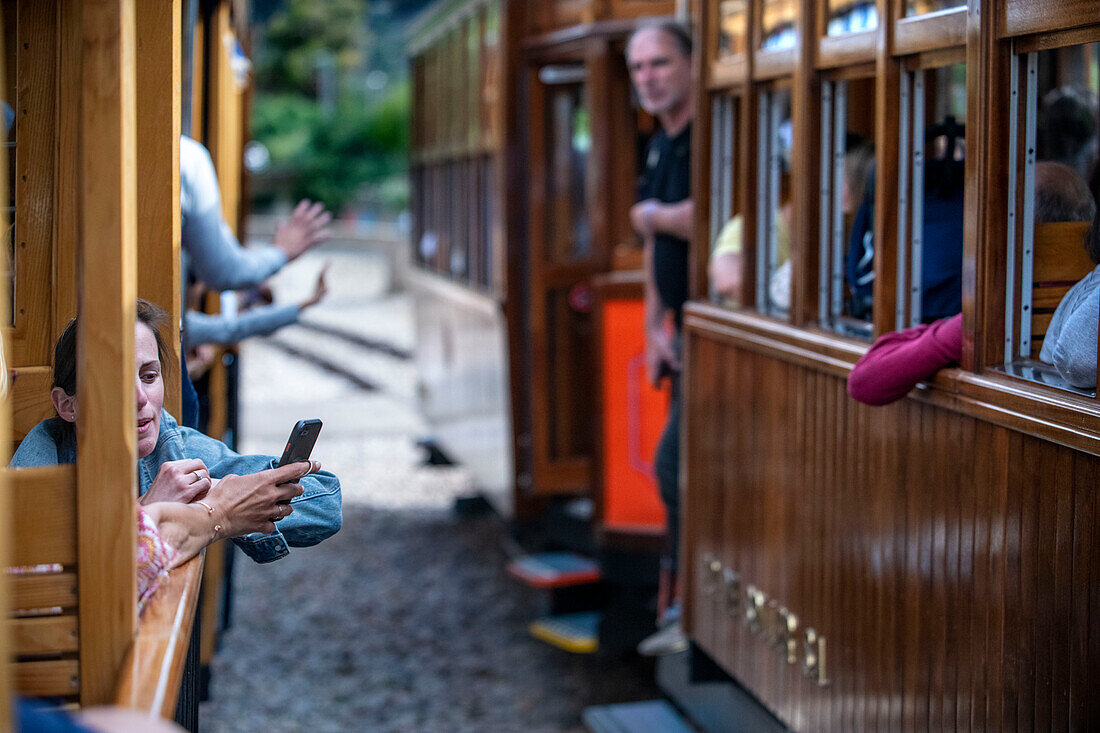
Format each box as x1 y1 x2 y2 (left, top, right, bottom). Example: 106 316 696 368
637 619 688 656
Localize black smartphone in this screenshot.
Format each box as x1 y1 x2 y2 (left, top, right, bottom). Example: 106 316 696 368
276 419 323 468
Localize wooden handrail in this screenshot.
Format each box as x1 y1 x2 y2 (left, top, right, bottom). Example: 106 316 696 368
113 550 205 718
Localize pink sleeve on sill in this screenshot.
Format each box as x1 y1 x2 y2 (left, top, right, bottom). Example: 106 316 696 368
846 313 963 406
136 506 179 616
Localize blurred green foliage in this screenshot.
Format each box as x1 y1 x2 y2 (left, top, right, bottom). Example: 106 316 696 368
256 0 365 97
251 0 409 214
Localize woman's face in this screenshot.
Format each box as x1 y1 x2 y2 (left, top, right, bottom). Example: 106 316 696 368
135 322 164 459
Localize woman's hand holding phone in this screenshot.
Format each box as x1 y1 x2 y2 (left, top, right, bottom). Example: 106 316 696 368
204 461 320 536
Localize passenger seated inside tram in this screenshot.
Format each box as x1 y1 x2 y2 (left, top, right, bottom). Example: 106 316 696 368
847 117 965 323
1038 86 1098 180
709 214 744 304
1038 167 1100 388
708 200 791 309
10 298 343 566
843 141 876 318
847 161 1097 403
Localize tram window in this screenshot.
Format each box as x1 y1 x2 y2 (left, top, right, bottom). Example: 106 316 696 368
450 161 469 279
412 165 427 268
904 0 965 15
543 75 592 263
432 165 447 273
482 4 500 145
479 156 495 290
895 63 966 329
709 94 743 306
755 86 793 318
717 1 748 60
760 0 796 52
1000 42 1099 395
467 16 480 145
825 0 877 35
819 76 875 339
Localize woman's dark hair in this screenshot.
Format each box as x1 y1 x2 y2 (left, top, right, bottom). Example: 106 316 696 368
53 298 173 397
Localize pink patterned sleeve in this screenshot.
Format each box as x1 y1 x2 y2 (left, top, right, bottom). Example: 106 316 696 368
136 507 179 615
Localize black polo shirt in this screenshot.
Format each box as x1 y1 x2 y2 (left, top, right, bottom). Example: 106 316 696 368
638 123 691 323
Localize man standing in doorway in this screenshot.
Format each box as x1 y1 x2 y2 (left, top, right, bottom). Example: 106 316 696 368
626 21 695 656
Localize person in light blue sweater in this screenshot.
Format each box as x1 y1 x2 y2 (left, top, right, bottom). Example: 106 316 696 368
180 135 331 291
183 264 328 350
1039 172 1100 390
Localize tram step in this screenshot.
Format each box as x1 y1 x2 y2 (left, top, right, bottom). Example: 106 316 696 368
582 700 694 733
528 611 601 654
507 551 601 588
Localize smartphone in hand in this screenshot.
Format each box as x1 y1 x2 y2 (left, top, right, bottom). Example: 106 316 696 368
276 419 323 468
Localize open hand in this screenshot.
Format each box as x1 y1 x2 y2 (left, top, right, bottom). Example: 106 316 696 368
273 200 332 261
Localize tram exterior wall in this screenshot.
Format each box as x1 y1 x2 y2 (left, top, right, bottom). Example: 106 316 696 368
682 310 1100 731
411 274 515 517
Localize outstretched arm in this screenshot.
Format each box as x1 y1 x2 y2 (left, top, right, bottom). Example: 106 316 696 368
847 313 963 405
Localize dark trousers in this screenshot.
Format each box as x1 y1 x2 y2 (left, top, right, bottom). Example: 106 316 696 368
655 370 681 576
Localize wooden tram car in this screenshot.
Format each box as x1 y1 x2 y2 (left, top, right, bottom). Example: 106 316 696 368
408 0 680 651
0 0 252 726
413 0 1100 728
681 0 1100 729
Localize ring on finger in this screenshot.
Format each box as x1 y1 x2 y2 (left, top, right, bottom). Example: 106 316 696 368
192 470 201 483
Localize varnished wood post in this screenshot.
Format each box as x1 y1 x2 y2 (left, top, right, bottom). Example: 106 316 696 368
871 0 900 338
688 0 711 303
77 0 138 706
136 0 181 418
0 13 13 728
966 0 1009 371
790 0 820 327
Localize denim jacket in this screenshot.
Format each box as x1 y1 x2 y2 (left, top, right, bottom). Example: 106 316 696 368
11 410 342 563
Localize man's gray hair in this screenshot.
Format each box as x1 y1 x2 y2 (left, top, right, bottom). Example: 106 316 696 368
627 20 693 58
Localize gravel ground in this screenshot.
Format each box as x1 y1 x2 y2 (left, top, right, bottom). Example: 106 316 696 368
197 239 659 732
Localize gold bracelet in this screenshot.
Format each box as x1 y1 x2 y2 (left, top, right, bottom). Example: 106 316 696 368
195 500 222 537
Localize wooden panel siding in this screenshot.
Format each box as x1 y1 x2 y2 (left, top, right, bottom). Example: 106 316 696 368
682 313 1100 731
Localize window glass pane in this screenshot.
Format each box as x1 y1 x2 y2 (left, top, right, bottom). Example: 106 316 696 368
761 0 796 52
904 0 965 16
481 156 495 289
467 16 480 144
544 80 591 263
717 0 748 59
482 4 500 144
820 77 875 339
756 87 793 317
897 64 966 328
452 160 471 281
709 95 742 306
1001 42 1099 395
825 0 877 36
